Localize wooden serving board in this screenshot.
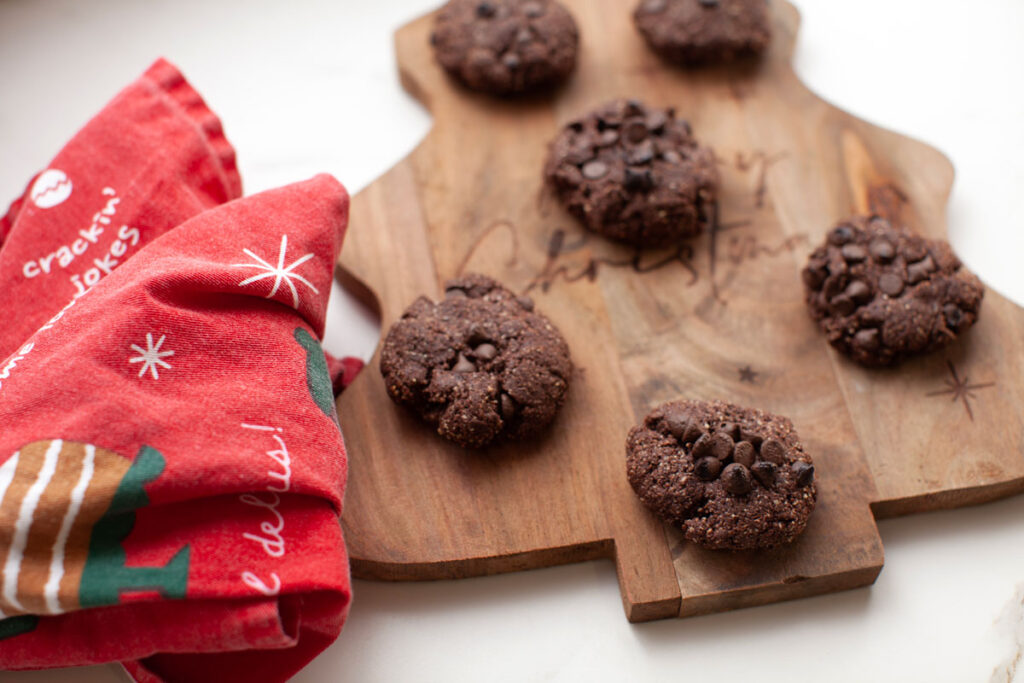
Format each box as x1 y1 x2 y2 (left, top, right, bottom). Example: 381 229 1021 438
335 0 1024 622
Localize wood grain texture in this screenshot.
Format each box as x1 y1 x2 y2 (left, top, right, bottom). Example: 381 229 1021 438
335 0 1023 622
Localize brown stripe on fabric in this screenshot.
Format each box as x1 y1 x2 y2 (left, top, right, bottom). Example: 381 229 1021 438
16 440 84 614
0 441 55 616
58 445 132 612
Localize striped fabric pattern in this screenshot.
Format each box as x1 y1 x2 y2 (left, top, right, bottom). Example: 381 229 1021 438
0 440 129 617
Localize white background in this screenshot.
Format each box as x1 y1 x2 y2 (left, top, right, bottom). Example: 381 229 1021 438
2 1 1024 681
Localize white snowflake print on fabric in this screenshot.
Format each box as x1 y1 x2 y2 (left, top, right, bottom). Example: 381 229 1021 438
232 235 319 309
128 333 174 380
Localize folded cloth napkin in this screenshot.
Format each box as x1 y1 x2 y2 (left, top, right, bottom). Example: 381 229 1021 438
0 61 353 682
0 58 242 360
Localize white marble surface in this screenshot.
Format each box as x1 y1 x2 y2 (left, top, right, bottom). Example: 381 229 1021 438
1 1 1023 681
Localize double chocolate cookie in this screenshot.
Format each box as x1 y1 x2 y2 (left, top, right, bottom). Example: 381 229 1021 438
626 399 816 551
431 0 579 95
802 216 984 367
633 0 772 66
380 274 572 448
544 99 718 247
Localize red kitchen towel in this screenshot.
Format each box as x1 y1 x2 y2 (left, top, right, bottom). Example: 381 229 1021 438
0 60 354 681
0 58 242 361
0 174 353 681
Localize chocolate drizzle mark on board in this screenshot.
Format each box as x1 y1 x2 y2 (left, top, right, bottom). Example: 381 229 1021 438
734 150 787 209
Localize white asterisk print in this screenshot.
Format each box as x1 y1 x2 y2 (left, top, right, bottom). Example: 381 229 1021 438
128 333 174 380
232 235 319 309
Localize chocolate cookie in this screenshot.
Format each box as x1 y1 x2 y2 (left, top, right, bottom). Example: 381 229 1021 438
626 399 816 551
633 0 772 66
430 0 579 95
802 216 984 367
543 99 719 247
380 273 572 448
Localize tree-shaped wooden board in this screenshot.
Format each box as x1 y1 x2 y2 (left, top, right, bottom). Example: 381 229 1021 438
335 0 1024 622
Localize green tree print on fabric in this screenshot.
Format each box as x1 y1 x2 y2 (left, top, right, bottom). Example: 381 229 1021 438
294 327 340 427
79 446 190 608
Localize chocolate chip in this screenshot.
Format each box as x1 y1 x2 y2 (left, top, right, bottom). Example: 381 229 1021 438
906 255 936 284
430 32 438 46
502 53 521 70
661 150 682 164
845 280 872 304
869 238 896 263
646 110 668 132
624 119 648 143
517 295 535 311
565 146 595 166
698 0 720 6
830 294 856 317
853 328 880 350
860 306 886 326
721 463 752 495
446 287 467 298
903 241 928 262
624 168 653 192
453 353 476 373
751 461 777 487
522 1 544 17
662 410 693 441
623 100 645 117
802 265 827 290
431 370 460 393
695 457 722 481
682 422 705 445
476 2 496 18
739 428 763 449
720 422 741 441
733 441 756 468
829 226 854 245
878 273 905 297
823 275 845 300
691 433 712 456
473 343 498 361
792 461 815 487
626 141 655 165
500 393 517 421
582 161 609 179
693 432 734 461
760 438 786 464
841 244 868 263
944 304 964 329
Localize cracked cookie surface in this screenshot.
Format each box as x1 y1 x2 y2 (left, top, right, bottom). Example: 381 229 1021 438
802 216 984 366
544 98 718 248
381 273 572 448
633 0 771 66
431 0 579 95
626 399 816 551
